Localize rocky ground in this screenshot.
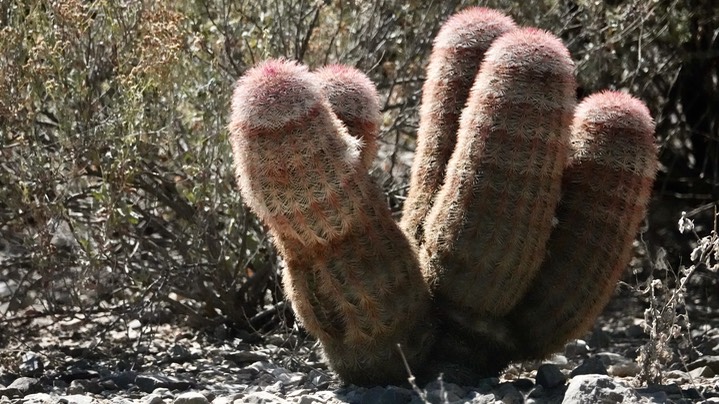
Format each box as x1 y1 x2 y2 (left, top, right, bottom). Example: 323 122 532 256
1 290 719 404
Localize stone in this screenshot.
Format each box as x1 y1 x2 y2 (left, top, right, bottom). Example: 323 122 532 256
587 328 611 349
144 394 165 404
60 394 96 404
212 393 244 404
511 378 534 391
307 369 332 389
7 377 42 395
536 364 566 389
18 353 43 376
570 357 608 377
607 361 640 377
174 391 210 404
21 393 53 404
689 355 719 374
562 374 641 404
564 340 589 358
241 391 288 404
689 365 715 379
496 383 523 404
134 373 194 393
361 386 412 404
463 391 495 404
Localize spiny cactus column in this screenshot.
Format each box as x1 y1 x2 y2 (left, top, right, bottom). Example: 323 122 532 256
507 91 658 359
314 64 381 170
228 59 435 386
402 7 516 244
421 28 576 320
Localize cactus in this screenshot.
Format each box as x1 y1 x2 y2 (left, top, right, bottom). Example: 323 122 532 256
402 7 517 244
227 8 658 387
506 91 657 359
419 27 576 380
314 64 382 170
228 59 435 386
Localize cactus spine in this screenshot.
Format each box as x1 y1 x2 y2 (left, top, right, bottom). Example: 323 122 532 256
229 60 435 386
402 7 517 244
507 91 658 359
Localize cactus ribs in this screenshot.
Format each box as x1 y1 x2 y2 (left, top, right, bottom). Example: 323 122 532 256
228 7 658 386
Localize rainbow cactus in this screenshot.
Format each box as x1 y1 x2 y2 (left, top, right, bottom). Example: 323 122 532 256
228 6 658 386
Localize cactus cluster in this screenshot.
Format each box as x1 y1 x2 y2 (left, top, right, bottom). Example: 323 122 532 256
228 7 658 386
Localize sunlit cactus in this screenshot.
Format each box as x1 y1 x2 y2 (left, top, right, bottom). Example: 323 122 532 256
314 64 382 170
227 7 658 387
507 91 658 359
228 59 435 386
402 7 517 243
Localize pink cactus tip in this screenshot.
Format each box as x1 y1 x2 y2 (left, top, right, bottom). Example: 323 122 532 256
314 64 381 129
485 28 574 78
230 59 323 132
435 7 517 49
572 90 657 177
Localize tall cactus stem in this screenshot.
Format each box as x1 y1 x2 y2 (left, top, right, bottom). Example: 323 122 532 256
422 27 576 319
402 7 517 244
228 59 435 386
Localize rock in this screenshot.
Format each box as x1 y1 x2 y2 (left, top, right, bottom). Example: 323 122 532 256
144 394 165 404
564 340 589 358
68 378 103 394
104 370 137 390
562 374 641 403
225 352 269 364
570 357 608 377
18 352 43 376
536 364 566 389
587 328 611 349
59 394 96 404
635 386 670 403
307 369 332 389
361 386 412 404
690 365 715 378
607 361 640 377
241 391 288 403
689 355 719 374
496 383 523 404
463 391 495 404
212 393 244 404
512 378 535 391
0 387 21 399
134 373 194 393
7 377 42 395
174 391 210 404
625 324 647 339
22 393 54 404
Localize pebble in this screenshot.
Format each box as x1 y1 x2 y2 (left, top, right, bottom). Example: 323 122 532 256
1 326 717 404
562 374 641 403
535 364 566 389
570 356 608 377
174 391 210 404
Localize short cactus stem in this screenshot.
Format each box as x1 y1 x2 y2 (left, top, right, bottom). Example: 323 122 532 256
402 7 517 244
314 64 381 170
508 91 658 359
228 59 435 386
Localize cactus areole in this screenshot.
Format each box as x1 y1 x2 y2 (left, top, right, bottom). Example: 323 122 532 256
228 7 658 387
